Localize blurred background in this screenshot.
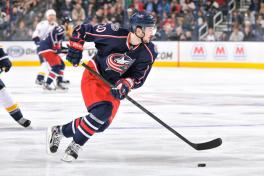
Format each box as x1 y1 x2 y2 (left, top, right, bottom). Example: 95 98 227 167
1 0 263 42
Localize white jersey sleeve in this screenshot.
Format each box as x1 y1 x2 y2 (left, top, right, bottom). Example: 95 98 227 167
32 20 58 40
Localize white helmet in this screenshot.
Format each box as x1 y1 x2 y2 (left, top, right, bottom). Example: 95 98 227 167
45 9 56 18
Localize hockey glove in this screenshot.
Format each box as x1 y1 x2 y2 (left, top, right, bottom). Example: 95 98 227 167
111 78 134 100
60 46 68 54
0 57 12 73
32 37 40 45
66 37 84 66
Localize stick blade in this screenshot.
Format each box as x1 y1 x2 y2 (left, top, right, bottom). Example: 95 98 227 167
194 138 222 150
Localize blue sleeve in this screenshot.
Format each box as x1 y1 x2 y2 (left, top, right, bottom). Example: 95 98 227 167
125 43 158 89
51 26 65 45
50 29 58 45
132 62 153 89
72 23 127 42
72 23 95 41
0 47 7 58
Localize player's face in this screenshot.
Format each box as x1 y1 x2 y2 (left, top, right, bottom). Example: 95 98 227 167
143 26 156 43
47 14 56 23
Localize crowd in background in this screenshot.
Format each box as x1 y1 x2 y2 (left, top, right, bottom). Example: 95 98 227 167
1 0 264 41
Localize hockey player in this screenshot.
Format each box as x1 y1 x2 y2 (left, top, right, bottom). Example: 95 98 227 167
38 16 72 90
47 11 158 161
32 9 58 85
0 46 31 128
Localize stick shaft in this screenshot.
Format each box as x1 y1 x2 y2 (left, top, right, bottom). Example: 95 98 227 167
81 62 222 150
81 62 197 148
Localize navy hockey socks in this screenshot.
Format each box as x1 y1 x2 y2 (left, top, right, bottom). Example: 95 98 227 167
62 117 82 138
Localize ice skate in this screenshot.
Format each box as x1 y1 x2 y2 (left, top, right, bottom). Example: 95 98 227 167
17 118 31 128
59 79 70 84
56 82 69 90
47 126 62 154
35 78 44 86
61 141 81 162
43 82 56 91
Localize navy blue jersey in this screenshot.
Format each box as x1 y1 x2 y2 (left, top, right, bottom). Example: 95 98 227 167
0 46 7 59
73 23 158 89
38 26 65 53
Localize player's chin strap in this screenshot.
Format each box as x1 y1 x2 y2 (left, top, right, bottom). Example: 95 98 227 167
134 27 146 44
79 60 222 151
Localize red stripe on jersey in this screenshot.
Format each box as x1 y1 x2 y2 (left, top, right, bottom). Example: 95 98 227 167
80 121 95 135
75 118 81 128
86 32 127 39
38 49 56 55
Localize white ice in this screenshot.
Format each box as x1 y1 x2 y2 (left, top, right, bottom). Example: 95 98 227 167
1 66 264 176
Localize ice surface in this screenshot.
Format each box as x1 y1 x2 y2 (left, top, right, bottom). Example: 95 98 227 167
1 66 264 176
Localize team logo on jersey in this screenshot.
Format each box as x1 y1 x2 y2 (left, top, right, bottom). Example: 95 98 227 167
111 23 120 31
106 53 135 75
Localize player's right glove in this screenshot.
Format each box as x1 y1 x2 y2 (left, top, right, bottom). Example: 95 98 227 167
66 37 84 66
0 56 12 73
110 78 134 100
32 37 40 45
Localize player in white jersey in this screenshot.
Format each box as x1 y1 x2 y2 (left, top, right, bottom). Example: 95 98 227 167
0 45 31 128
32 9 58 85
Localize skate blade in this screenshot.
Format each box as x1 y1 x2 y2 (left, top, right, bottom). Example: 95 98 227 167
42 89 58 94
55 88 69 93
35 84 44 88
25 125 33 129
61 154 76 162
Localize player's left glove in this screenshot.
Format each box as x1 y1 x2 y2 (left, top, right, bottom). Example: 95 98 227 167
0 57 12 73
111 78 134 100
32 37 40 45
66 37 84 66
60 46 68 54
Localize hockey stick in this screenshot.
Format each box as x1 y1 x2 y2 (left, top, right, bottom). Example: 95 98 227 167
81 62 222 150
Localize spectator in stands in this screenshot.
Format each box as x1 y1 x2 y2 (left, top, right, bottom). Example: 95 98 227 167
95 8 104 23
131 0 145 12
229 24 244 41
258 2 264 17
71 2 86 25
161 0 171 15
183 9 195 31
60 0 73 17
185 30 192 41
11 20 30 40
218 31 229 41
87 0 97 21
3 0 264 42
254 14 264 41
205 27 216 41
170 0 181 15
232 10 244 26
181 0 195 13
249 0 261 13
243 23 256 41
116 4 124 24
204 0 220 27
144 0 157 14
157 22 177 41
244 10 256 26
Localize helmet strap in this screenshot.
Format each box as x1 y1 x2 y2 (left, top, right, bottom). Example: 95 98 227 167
135 27 145 43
